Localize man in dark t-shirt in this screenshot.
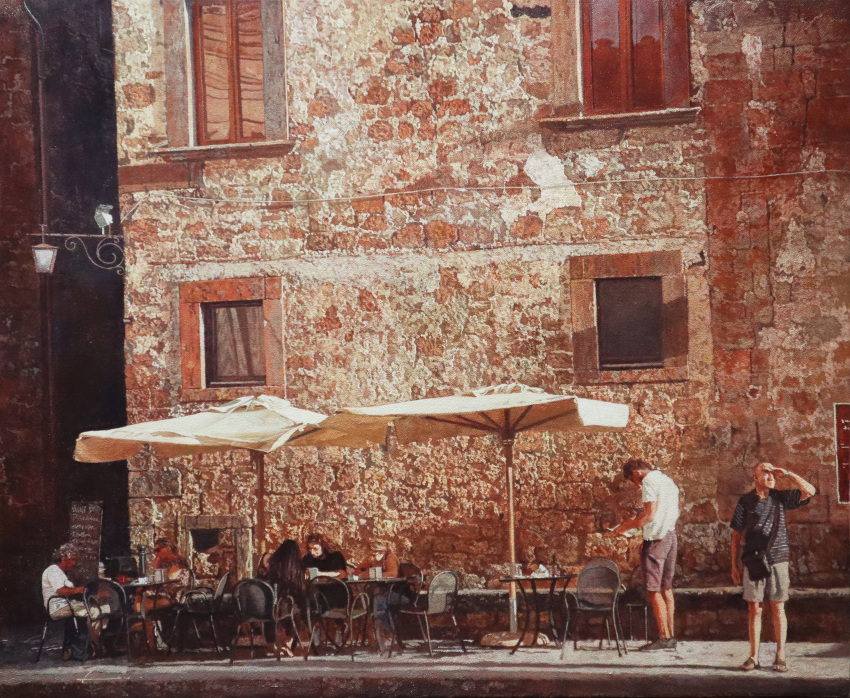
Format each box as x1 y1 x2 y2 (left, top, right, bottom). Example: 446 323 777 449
730 462 815 673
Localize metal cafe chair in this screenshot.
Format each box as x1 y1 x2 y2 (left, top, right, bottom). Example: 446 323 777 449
394 570 466 657
273 592 311 656
83 579 128 657
230 578 278 662
35 594 84 663
382 562 423 656
306 577 369 661
563 564 628 657
170 571 230 655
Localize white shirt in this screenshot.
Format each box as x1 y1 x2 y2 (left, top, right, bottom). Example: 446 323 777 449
641 470 680 540
42 564 75 616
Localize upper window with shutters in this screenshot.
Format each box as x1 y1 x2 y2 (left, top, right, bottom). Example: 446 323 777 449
544 0 695 128
157 0 291 160
192 0 265 144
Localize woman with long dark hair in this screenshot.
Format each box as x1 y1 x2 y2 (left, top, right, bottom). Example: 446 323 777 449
267 539 307 600
266 539 307 656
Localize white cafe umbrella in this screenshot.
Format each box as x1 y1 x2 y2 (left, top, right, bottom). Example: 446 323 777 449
74 395 370 552
322 383 629 630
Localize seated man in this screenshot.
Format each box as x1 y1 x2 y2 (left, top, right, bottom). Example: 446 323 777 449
41 543 89 660
351 539 399 579
354 540 412 653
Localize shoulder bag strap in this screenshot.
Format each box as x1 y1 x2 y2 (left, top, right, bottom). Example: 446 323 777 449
765 495 782 551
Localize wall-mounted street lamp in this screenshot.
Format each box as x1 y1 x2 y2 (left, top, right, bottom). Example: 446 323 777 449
32 225 58 274
30 205 125 275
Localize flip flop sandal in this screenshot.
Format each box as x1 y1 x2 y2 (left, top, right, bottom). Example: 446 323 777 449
773 660 788 673
739 657 760 671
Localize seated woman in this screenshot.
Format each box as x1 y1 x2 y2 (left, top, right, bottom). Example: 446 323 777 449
134 537 191 649
302 533 349 646
256 551 273 582
302 533 347 578
266 539 308 656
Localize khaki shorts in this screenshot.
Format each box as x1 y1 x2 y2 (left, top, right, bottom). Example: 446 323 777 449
640 530 677 592
743 561 790 603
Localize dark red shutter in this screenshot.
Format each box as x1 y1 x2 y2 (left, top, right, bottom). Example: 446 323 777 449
582 0 689 114
837 404 850 504
661 0 690 108
631 0 664 110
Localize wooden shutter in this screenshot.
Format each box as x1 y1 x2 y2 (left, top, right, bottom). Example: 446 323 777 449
837 404 850 504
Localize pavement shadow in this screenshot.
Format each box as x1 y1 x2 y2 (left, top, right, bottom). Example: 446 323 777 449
799 645 850 659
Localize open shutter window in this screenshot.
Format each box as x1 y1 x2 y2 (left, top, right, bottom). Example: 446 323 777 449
193 0 265 145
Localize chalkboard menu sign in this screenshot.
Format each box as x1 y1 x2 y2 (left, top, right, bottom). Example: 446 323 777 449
69 501 103 583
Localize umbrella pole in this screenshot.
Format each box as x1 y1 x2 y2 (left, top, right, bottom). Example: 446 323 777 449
503 437 517 633
252 451 266 555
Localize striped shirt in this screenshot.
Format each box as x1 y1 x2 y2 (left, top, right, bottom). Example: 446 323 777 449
730 489 809 565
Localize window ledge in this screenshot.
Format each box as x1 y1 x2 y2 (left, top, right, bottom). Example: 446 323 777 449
540 107 700 131
181 386 288 403
154 140 296 163
575 365 689 385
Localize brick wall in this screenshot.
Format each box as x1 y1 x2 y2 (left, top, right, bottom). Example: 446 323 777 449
113 0 848 590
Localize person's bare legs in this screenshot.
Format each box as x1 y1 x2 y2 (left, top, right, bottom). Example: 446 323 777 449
661 589 675 637
747 602 763 662
648 591 671 639
769 602 787 664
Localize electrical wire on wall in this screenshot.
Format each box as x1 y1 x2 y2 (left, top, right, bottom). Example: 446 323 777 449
125 168 849 209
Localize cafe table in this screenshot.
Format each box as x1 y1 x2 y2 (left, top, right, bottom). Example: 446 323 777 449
120 577 174 655
498 573 574 654
345 576 408 649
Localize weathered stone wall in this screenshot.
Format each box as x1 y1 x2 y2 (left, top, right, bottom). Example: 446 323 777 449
695 0 850 586
0 0 50 620
113 0 848 589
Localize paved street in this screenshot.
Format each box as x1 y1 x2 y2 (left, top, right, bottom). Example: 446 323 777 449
2 633 847 697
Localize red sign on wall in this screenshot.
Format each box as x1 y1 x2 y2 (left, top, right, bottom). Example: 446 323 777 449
836 404 850 504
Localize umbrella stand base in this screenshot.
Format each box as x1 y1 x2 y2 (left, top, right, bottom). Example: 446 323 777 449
509 596 518 633
480 631 551 648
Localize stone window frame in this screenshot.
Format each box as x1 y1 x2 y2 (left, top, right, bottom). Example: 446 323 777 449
179 277 284 401
158 0 292 161
541 0 699 131
570 250 688 384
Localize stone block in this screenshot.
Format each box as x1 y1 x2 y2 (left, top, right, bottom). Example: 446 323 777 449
129 468 182 498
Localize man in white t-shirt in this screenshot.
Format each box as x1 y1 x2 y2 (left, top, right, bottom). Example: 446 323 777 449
41 543 88 659
613 459 680 651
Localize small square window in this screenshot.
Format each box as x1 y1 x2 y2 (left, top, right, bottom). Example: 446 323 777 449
596 277 663 369
202 300 265 386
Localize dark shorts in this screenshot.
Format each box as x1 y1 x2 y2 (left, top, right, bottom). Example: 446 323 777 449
641 530 677 592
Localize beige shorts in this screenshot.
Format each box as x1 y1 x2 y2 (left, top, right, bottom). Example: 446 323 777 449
49 598 88 620
743 561 790 603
